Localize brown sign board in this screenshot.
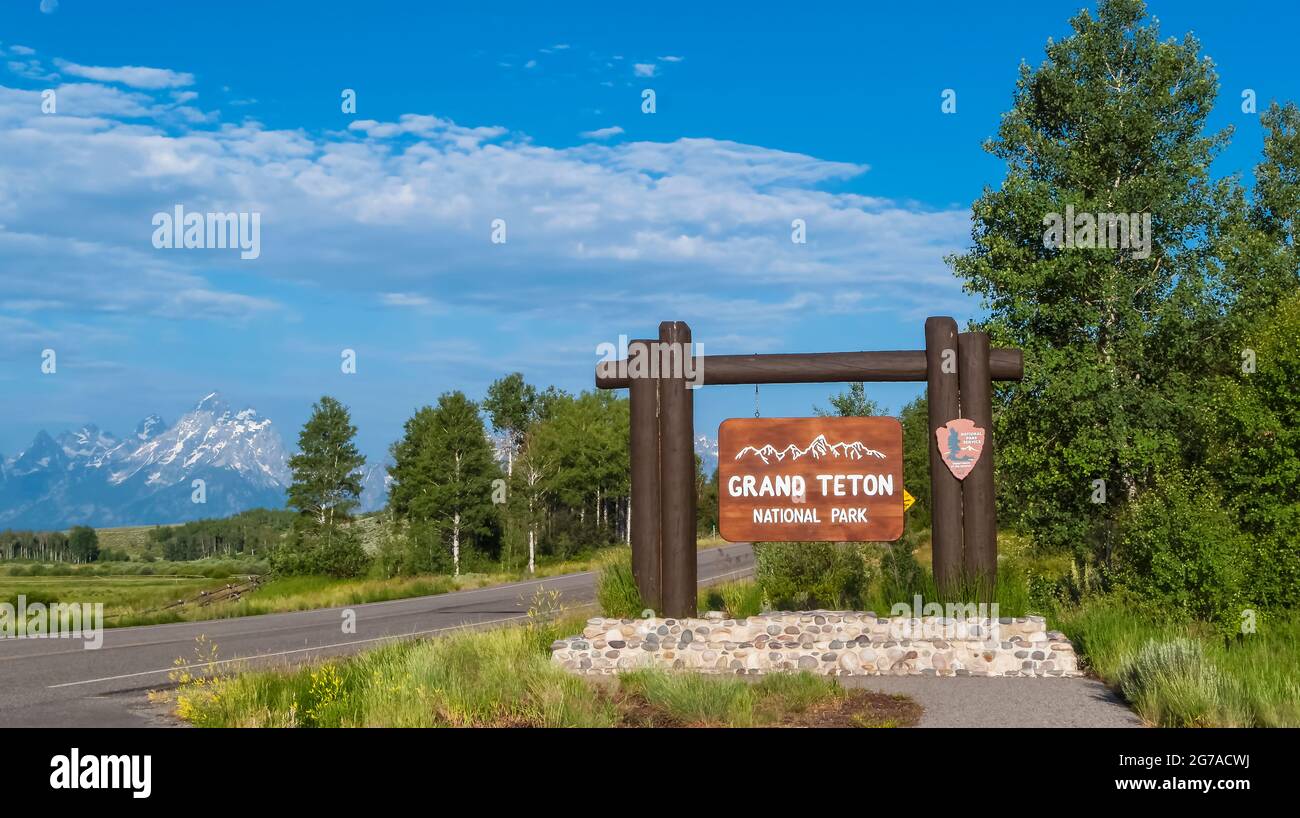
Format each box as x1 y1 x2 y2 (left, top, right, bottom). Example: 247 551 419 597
718 417 905 543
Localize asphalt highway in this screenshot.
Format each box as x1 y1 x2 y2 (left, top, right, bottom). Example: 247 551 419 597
0 543 756 727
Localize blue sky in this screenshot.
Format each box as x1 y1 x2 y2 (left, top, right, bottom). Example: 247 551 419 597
1 0 1297 465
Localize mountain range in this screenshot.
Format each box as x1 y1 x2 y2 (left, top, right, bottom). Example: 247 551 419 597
0 392 389 530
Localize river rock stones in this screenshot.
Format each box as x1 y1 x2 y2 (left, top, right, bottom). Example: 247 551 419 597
554 612 1082 677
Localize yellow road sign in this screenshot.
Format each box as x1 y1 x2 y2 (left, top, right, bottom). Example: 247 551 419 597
903 489 916 512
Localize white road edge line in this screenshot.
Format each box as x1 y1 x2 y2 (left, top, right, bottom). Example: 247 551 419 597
45 564 754 690
47 614 529 689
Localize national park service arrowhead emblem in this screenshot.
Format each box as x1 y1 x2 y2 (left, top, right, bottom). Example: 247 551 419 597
935 418 985 480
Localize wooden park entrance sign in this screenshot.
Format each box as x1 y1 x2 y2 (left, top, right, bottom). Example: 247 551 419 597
718 416 905 542
595 317 1023 618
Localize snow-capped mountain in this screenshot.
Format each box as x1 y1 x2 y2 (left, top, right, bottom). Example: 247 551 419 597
106 392 290 491
357 461 392 513
695 434 719 474
0 392 293 529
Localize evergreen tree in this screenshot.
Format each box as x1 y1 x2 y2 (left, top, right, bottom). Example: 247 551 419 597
387 405 437 520
278 396 368 577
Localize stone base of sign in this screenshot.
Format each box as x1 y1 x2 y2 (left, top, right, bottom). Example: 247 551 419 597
550 612 1082 678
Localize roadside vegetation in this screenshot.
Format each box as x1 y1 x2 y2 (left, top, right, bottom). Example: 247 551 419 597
675 528 1300 728
0 548 633 628
168 609 919 728
1056 599 1300 728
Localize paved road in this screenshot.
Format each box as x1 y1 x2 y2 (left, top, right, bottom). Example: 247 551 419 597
0 544 757 727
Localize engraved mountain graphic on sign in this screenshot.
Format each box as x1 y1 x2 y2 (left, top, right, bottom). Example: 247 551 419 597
734 434 886 464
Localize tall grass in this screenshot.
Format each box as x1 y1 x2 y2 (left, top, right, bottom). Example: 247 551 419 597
181 613 612 727
865 560 1036 617
1116 638 1239 727
700 580 764 619
1056 597 1300 727
175 615 865 728
619 669 758 725
595 548 645 618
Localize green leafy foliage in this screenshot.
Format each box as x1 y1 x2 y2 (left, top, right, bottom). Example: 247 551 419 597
753 541 869 610
898 396 930 529
946 0 1300 617
0 529 71 562
67 526 99 563
147 508 295 561
527 390 629 557
696 456 718 537
948 0 1236 555
387 391 502 575
1206 291 1300 610
483 372 539 471
813 382 881 418
1111 471 1247 630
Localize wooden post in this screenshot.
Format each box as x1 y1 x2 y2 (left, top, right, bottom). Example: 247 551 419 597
658 321 697 618
628 339 662 613
958 331 997 594
925 316 963 595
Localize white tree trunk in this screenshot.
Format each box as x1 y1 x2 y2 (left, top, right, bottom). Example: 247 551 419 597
453 511 461 578
528 527 535 574
626 497 632 544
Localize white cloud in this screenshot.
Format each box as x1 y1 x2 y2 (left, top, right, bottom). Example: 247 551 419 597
379 288 444 310
348 113 507 148
580 125 624 140
7 59 56 81
9 46 36 57
380 292 437 310
54 59 195 89
0 56 971 335
40 0 59 14
633 63 657 78
658 55 684 63
524 59 537 69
